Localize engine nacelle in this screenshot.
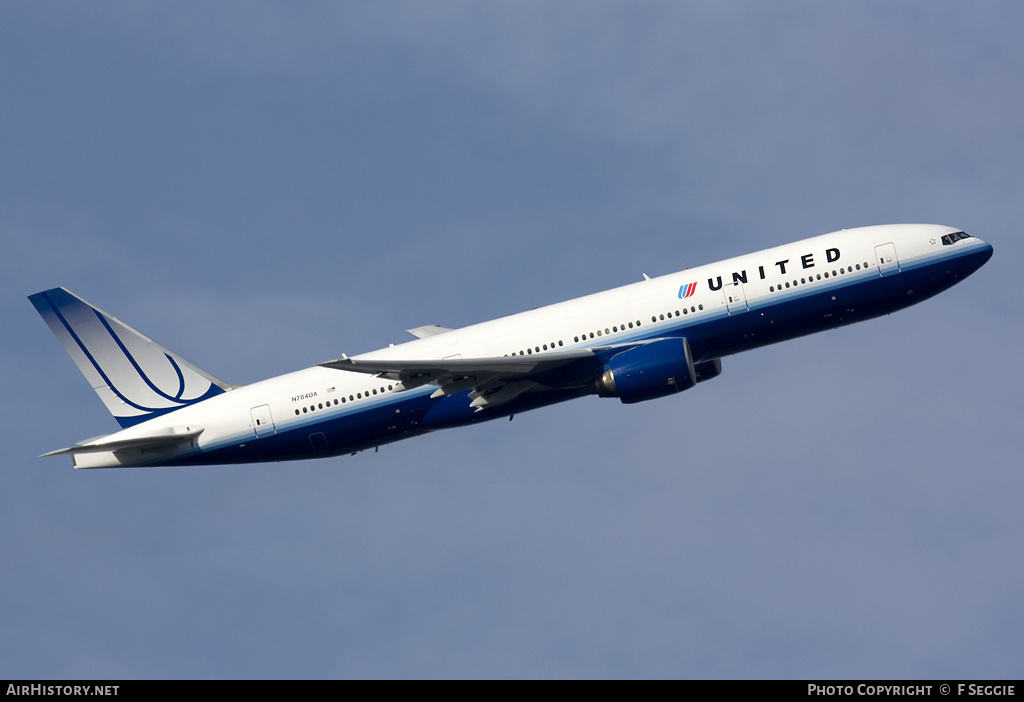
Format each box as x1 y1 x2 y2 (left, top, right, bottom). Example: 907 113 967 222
693 358 722 383
594 337 699 404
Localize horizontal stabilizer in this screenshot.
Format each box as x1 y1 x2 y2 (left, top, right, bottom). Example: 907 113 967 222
41 427 204 457
406 325 454 339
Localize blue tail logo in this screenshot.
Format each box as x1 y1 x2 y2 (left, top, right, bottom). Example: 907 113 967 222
29 288 234 428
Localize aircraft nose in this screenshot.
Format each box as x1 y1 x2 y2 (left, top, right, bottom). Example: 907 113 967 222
980 240 995 264
958 238 994 279
973 238 995 269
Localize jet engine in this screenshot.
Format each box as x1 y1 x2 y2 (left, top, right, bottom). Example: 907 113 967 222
593 337 719 404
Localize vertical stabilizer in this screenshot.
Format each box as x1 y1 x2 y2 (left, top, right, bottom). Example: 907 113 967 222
29 288 235 428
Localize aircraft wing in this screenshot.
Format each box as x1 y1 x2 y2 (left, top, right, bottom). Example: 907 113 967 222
319 348 608 410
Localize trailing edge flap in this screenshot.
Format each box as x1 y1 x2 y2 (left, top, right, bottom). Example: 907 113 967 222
318 339 673 408
320 348 596 386
41 427 204 457
406 325 454 339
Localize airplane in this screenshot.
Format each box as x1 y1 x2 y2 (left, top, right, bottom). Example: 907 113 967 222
30 223 992 469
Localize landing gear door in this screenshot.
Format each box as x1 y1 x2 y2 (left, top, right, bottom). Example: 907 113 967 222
251 404 276 439
875 243 900 277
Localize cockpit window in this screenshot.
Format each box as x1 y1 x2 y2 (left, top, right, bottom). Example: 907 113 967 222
941 231 972 246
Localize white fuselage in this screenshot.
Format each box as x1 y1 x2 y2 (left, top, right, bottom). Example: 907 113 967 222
62 224 992 468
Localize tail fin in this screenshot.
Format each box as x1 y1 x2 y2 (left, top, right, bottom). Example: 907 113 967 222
29 287 236 428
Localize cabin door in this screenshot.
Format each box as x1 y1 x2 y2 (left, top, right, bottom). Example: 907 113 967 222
874 243 901 277
724 281 749 315
251 404 277 439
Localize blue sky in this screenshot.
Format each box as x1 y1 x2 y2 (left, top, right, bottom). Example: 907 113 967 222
2 2 1022 678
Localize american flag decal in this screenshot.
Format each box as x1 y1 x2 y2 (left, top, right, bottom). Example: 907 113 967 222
678 282 697 299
